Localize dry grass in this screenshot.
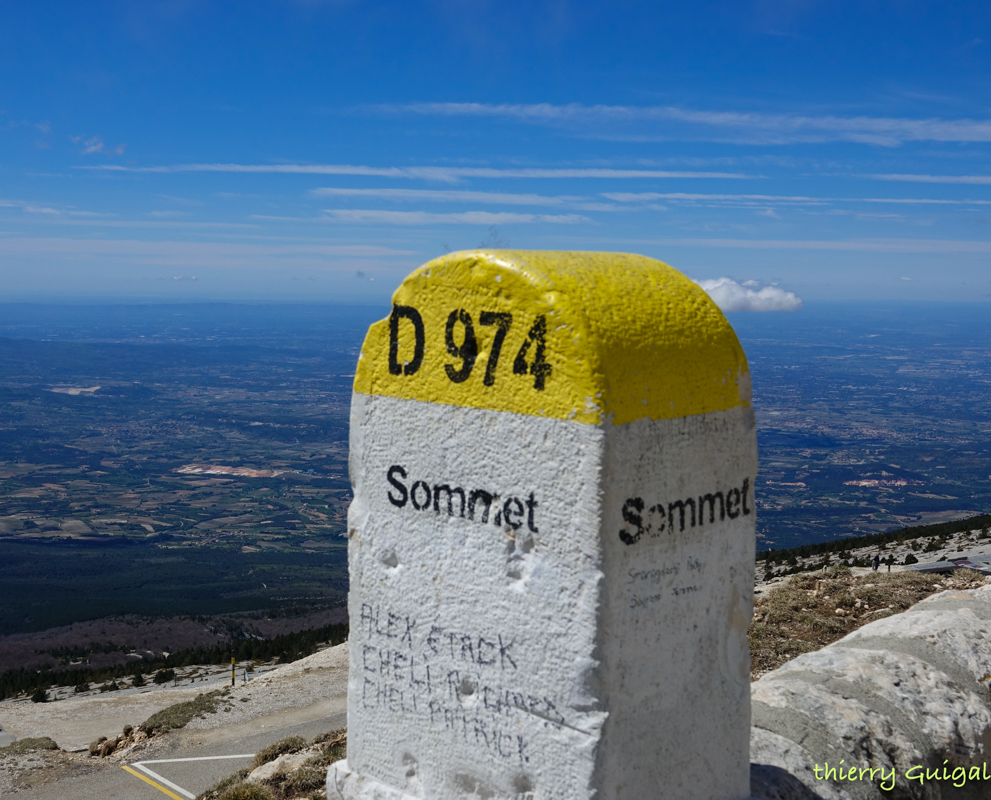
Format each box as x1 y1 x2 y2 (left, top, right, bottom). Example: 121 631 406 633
750 566 989 679
0 738 59 758
251 736 307 770
141 689 231 734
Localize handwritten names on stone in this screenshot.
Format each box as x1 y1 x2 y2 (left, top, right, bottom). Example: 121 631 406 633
358 602 565 764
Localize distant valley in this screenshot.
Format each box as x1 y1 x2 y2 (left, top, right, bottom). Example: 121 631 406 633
0 300 988 646
0 303 385 637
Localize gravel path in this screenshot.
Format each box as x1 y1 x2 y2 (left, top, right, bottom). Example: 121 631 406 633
183 641 349 732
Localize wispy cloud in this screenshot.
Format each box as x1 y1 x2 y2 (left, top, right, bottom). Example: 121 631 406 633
605 192 816 203
648 238 991 254
603 192 991 207
867 173 991 184
857 197 991 205
320 209 589 225
311 187 619 211
0 200 253 229
157 194 202 206
382 102 991 147
54 220 255 229
695 278 802 312
79 163 749 182
0 239 418 267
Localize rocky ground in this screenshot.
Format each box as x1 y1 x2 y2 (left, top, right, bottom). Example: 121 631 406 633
0 737 98 797
755 525 991 583
751 565 991 678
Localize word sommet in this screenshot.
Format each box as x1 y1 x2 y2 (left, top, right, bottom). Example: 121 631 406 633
387 465 539 533
619 478 751 546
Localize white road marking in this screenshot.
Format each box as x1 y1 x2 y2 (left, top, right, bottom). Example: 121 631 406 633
138 754 255 764
129 754 255 800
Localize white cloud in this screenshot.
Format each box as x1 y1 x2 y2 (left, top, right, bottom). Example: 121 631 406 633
320 209 588 225
384 102 991 147
79 164 748 182
81 136 105 154
695 278 803 312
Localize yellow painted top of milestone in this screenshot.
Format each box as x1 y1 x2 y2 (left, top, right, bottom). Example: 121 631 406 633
353 250 751 425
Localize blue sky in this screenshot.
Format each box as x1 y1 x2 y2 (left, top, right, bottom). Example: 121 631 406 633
2 1 990 304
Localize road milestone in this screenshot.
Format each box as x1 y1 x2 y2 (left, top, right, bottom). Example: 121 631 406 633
329 250 758 800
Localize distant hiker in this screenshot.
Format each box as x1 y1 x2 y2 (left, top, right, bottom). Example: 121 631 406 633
887 562 891 572
872 552 880 572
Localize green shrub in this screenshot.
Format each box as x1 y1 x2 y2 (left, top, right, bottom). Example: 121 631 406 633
30 688 48 703
153 668 176 685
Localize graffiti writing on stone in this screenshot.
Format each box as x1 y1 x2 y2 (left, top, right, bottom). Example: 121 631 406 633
625 556 708 610
358 602 568 763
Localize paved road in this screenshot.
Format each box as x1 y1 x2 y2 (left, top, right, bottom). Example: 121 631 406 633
12 707 346 799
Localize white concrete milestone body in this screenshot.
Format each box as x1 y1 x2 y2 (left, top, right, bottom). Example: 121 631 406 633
329 251 758 800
